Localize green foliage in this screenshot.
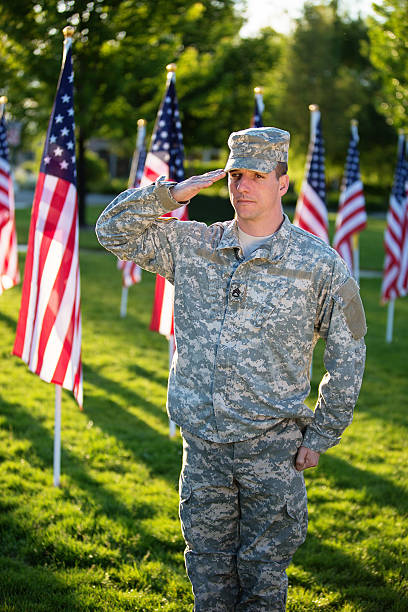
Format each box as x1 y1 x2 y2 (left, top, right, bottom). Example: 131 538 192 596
0 215 407 610
0 0 245 149
0 1 404 215
264 2 395 193
365 0 408 130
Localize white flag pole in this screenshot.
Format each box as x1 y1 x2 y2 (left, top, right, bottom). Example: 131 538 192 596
52 26 74 488
120 285 129 318
308 104 320 381
309 104 320 141
53 385 62 487
350 120 361 283
168 335 176 437
254 86 264 115
352 233 360 284
386 298 395 343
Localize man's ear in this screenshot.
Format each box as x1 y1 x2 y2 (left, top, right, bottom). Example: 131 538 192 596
279 174 289 195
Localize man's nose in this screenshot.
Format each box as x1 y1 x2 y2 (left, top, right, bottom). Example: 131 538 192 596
236 175 250 192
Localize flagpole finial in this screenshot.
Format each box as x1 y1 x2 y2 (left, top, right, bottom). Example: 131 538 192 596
63 26 75 39
309 104 319 112
254 87 263 95
137 119 147 127
166 63 177 73
0 96 7 104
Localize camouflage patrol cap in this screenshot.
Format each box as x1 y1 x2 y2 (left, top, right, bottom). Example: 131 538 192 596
224 127 290 173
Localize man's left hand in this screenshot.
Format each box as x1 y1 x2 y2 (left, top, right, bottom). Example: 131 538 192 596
295 446 320 471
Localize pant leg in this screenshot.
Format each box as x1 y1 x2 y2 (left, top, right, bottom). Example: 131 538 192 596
234 420 308 612
179 430 240 612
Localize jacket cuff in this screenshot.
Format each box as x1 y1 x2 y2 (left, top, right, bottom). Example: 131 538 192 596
155 176 190 212
302 426 341 453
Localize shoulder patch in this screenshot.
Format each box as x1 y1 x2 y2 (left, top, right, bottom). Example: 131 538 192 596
336 277 367 340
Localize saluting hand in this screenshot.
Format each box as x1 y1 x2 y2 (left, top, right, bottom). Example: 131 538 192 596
295 446 320 471
170 169 226 203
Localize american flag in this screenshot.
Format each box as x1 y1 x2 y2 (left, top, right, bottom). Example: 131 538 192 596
117 120 146 288
0 106 20 294
13 39 82 406
381 133 408 302
293 108 329 243
140 66 187 338
333 121 367 274
250 87 264 128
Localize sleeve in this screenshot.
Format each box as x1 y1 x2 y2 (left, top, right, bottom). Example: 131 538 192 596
95 176 190 284
302 257 367 453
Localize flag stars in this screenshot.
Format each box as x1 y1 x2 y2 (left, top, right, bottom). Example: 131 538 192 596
60 160 69 170
44 156 51 164
55 114 64 124
67 141 74 150
68 108 74 116
50 135 57 144
60 127 69 137
61 94 70 103
54 146 63 156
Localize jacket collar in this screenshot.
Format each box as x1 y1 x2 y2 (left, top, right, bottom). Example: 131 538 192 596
217 213 292 263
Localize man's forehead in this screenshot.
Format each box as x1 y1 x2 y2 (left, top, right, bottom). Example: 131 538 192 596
228 168 270 176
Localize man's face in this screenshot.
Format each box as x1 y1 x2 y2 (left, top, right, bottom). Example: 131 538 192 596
228 168 289 229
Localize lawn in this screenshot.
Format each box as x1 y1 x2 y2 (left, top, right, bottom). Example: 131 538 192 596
0 204 407 610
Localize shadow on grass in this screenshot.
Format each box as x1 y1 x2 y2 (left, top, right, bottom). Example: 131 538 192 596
0 310 17 333
127 361 169 389
293 531 408 610
0 557 81 612
318 453 408 516
82 362 181 484
0 397 181 569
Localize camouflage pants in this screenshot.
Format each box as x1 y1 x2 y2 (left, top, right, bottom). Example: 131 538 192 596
179 420 308 612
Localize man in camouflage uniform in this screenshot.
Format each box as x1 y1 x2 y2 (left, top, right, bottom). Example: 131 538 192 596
96 127 366 611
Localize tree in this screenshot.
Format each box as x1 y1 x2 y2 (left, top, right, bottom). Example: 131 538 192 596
265 2 394 188
366 0 408 130
0 0 245 224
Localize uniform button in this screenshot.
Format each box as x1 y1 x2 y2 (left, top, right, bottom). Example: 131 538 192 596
232 287 241 298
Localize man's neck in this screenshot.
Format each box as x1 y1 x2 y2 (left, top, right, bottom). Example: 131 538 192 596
237 212 285 237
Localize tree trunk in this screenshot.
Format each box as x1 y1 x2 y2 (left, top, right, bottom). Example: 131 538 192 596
77 127 87 227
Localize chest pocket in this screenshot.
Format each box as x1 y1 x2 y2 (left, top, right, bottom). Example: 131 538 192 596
176 250 225 315
249 271 312 329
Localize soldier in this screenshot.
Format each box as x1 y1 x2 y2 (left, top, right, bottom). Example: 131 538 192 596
96 127 366 611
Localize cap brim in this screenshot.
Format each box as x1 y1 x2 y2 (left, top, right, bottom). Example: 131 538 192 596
224 157 278 173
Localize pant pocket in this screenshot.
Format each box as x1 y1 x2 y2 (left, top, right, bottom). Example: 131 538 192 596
285 493 308 552
179 475 192 538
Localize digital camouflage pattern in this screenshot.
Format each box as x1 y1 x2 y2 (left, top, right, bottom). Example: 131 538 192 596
225 127 290 174
96 177 366 453
180 420 308 611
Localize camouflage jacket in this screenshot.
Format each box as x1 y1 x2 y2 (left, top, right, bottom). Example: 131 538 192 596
96 177 366 452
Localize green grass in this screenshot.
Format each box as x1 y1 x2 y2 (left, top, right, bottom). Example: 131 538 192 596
0 213 407 610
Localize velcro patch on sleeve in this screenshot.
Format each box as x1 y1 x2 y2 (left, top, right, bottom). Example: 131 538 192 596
336 277 367 340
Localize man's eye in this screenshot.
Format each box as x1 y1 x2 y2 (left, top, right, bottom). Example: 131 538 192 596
255 174 265 179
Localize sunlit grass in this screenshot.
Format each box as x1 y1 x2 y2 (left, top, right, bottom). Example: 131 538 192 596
0 216 406 610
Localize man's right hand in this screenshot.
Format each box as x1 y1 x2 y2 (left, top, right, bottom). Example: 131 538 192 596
170 169 226 203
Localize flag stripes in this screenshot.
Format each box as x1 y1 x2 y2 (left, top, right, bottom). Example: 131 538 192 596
293 110 329 243
13 42 82 406
139 67 187 339
117 259 142 288
381 134 408 302
150 274 174 336
333 123 367 274
0 108 19 294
